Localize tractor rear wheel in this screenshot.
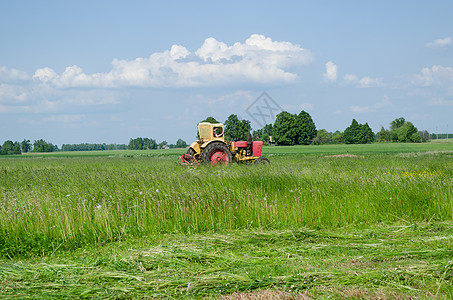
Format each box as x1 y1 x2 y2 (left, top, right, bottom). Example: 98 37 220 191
201 142 233 166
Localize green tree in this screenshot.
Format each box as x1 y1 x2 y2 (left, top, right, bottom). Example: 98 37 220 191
200 116 218 124
344 119 361 144
331 131 344 144
312 129 331 145
273 111 298 145
410 132 422 143
418 130 430 142
33 139 54 152
146 138 158 149
158 141 168 149
21 139 31 152
175 139 187 148
393 122 420 142
376 127 392 142
252 124 273 143
390 117 406 131
1 140 14 155
344 119 374 144
295 110 317 145
128 137 144 150
224 114 250 141
0 140 21 155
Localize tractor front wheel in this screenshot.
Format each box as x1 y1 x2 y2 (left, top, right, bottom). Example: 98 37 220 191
254 157 270 164
201 142 233 166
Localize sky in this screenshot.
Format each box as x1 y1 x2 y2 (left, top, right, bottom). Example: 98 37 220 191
1 1 452 146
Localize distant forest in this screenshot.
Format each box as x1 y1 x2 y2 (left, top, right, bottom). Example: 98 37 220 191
61 143 128 151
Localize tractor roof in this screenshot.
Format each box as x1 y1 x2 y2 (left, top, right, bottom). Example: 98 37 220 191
198 122 224 127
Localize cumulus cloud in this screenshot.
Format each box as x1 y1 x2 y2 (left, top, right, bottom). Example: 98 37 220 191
426 37 452 49
323 61 337 82
0 66 29 81
32 34 312 88
343 74 383 88
412 65 453 86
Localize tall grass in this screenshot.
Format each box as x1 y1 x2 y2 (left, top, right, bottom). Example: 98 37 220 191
0 150 452 257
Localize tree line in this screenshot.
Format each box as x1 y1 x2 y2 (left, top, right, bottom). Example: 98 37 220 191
0 115 441 155
0 138 188 155
201 113 430 146
61 143 128 151
0 139 56 155
127 138 187 150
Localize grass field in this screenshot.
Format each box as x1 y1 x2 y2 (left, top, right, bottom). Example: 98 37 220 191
1 141 452 298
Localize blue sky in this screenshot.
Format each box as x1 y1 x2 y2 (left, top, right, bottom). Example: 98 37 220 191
1 1 452 146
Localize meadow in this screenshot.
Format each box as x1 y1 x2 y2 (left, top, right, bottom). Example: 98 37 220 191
1 141 452 298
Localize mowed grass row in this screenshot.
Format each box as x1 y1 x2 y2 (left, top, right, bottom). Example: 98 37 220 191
0 143 452 258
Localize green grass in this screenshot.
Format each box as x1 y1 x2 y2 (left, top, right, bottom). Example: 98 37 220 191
1 223 452 298
0 141 452 298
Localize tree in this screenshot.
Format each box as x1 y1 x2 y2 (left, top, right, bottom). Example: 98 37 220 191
344 119 361 144
273 110 317 146
359 123 374 143
158 141 168 149
273 111 299 145
331 131 344 144
128 138 157 150
200 116 218 124
393 122 419 142
390 117 406 131
418 130 430 142
312 129 331 145
344 119 374 144
33 139 54 152
175 139 187 148
0 140 21 155
252 124 273 143
128 137 144 150
224 114 250 141
376 127 392 142
295 110 317 145
143 138 157 150
21 139 31 153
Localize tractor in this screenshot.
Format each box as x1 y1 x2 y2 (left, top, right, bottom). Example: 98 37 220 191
182 122 270 166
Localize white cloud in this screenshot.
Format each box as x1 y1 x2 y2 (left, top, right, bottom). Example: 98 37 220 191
43 114 86 123
426 37 452 49
350 105 371 113
428 97 453 106
0 66 29 81
349 95 392 114
0 84 28 103
323 61 337 82
300 102 314 110
412 65 453 87
32 34 313 88
375 95 393 109
343 74 382 88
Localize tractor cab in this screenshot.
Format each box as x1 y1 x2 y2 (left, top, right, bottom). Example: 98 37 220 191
197 122 224 142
